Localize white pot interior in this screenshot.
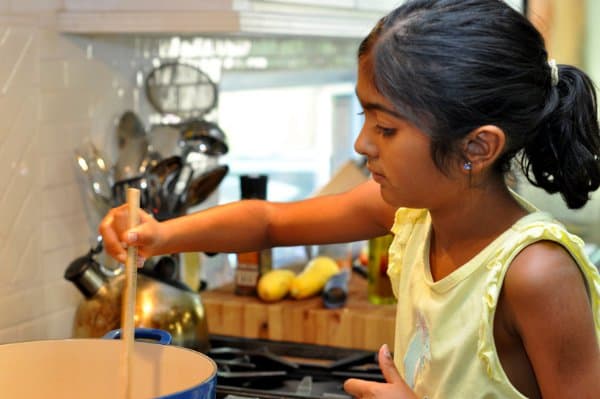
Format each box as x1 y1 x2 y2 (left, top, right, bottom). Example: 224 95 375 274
0 339 216 398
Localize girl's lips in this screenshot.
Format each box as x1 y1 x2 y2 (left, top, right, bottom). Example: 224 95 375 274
371 171 386 183
367 163 385 183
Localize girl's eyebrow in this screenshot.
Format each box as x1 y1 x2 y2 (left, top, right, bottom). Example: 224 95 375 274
355 88 404 119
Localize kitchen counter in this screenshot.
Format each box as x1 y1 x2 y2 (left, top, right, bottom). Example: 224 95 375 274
201 272 396 351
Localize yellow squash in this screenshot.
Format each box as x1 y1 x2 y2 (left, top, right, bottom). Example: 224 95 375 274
290 256 340 299
257 269 297 302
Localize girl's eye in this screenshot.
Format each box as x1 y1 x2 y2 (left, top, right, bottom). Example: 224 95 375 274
376 125 396 136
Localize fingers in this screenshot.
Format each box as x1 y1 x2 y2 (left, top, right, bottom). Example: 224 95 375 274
378 344 403 385
343 344 416 399
99 205 153 264
99 208 127 263
126 209 155 245
378 344 415 396
138 209 155 224
126 213 157 249
343 378 378 399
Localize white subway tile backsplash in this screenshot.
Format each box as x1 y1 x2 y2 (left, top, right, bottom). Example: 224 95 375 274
39 121 90 155
39 88 92 123
0 27 35 88
1 5 251 344
0 94 22 142
43 182 85 219
41 280 81 315
15 318 47 341
18 307 78 341
0 88 35 152
41 212 92 253
39 58 68 90
38 30 89 61
0 287 44 329
0 15 145 342
10 231 41 286
0 326 19 344
0 191 40 284
41 150 78 187
65 58 111 90
45 307 79 339
42 244 89 284
0 131 39 238
0 31 39 92
2 211 40 285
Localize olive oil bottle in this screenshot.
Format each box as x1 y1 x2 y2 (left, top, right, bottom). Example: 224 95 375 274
367 234 396 304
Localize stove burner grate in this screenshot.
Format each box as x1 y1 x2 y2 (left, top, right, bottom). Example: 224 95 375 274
209 335 384 399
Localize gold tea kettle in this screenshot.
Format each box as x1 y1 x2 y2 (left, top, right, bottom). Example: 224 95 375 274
64 244 210 352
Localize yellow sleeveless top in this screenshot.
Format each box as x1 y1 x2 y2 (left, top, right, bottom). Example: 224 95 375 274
388 208 600 398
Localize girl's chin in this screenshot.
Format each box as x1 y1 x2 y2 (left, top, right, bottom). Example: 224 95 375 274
379 187 402 207
379 186 421 209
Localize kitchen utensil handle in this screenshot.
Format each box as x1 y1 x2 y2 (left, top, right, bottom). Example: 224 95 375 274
122 188 140 399
103 328 173 345
322 269 350 309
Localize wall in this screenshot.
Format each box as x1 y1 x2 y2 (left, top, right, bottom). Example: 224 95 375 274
0 5 211 343
0 8 145 342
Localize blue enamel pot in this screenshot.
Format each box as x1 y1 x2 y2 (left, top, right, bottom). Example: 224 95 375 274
0 328 217 398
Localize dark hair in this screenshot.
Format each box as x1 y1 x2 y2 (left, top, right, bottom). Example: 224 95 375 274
359 0 600 209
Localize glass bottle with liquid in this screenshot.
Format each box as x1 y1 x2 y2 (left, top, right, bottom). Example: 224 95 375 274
234 174 272 296
367 234 396 305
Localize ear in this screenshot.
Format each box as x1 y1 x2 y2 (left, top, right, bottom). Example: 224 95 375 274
461 125 506 173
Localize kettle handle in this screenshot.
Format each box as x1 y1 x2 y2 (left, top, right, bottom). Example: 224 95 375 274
103 328 172 345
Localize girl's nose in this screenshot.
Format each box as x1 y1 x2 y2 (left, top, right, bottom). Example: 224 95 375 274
354 126 376 158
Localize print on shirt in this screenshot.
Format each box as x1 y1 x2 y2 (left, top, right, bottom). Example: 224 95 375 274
403 311 431 389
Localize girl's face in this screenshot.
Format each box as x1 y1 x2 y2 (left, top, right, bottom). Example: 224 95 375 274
354 57 463 209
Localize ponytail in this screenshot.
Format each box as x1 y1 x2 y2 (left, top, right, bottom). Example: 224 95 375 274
521 65 600 209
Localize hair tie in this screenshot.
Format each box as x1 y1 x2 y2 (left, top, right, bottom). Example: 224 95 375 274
548 59 559 87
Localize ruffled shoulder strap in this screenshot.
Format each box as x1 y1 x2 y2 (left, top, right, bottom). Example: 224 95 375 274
477 212 600 381
388 208 430 297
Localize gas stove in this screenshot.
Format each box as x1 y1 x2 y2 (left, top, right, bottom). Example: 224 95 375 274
208 335 383 399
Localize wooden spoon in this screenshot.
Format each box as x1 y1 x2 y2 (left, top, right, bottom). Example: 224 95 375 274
121 188 140 399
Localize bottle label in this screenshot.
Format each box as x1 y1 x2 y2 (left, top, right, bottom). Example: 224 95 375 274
235 263 260 287
235 249 271 295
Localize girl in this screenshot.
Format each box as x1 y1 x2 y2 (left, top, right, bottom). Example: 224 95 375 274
100 0 600 397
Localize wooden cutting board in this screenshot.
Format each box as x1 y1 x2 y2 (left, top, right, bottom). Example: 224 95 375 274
201 272 396 351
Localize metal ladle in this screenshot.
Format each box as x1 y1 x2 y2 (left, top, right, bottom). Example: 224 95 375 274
182 165 229 210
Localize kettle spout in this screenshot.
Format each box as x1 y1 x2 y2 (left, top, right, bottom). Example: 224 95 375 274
64 250 108 299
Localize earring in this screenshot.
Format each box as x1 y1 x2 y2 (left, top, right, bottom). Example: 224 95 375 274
463 161 472 171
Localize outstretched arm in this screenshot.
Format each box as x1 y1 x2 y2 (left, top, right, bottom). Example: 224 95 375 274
100 179 396 263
